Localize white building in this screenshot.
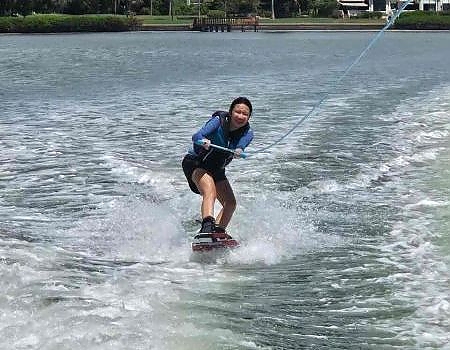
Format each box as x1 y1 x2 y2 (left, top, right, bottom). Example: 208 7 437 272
417 0 450 11
339 0 450 15
337 0 369 16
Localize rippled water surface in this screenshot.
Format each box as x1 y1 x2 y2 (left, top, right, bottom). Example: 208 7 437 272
1 31 450 349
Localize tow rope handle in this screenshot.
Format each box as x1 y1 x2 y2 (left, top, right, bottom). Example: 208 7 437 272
194 140 248 159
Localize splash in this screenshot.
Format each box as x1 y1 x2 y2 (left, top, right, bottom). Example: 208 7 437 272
64 197 190 263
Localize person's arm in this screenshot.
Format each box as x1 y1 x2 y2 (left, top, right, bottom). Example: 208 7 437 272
234 128 254 158
192 116 221 150
236 128 254 150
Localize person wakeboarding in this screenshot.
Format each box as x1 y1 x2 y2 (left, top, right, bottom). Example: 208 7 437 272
182 97 254 234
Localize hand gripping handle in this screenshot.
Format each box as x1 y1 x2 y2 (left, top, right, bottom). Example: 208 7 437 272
194 140 248 159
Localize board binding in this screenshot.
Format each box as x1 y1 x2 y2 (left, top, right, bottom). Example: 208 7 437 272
192 232 239 252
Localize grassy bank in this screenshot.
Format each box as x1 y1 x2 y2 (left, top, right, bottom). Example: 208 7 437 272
137 12 450 29
0 14 141 33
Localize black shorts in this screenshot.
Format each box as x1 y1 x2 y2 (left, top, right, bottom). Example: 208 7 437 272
182 154 227 194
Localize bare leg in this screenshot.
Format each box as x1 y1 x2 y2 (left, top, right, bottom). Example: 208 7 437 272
192 168 216 219
215 179 236 229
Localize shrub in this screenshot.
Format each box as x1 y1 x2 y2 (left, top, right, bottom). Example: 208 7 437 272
0 14 143 33
207 10 226 18
394 11 450 29
0 17 14 32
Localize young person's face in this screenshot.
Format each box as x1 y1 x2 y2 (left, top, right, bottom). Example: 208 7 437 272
230 103 250 130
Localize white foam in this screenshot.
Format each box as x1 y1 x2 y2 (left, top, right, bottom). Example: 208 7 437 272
405 198 449 209
65 197 190 263
223 194 342 266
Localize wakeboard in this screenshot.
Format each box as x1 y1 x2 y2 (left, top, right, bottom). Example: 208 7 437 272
191 232 239 252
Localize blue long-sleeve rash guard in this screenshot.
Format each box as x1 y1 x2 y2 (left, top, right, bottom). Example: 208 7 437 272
189 113 254 170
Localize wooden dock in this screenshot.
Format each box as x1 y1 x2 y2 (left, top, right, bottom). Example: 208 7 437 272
139 21 384 32
192 17 259 32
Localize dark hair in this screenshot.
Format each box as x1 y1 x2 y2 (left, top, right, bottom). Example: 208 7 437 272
229 97 252 116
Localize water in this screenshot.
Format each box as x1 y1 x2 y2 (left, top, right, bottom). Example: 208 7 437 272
1 30 450 349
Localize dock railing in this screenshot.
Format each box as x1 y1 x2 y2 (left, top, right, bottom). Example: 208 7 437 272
192 17 259 32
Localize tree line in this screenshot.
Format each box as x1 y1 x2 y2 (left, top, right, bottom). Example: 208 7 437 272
0 0 340 18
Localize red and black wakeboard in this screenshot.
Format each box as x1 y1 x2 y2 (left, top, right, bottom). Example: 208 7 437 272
191 232 239 252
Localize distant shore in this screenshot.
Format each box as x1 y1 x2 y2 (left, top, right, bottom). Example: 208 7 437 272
1 13 449 34
139 12 450 31
140 22 385 31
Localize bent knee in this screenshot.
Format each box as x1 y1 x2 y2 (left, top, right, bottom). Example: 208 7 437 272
224 197 237 210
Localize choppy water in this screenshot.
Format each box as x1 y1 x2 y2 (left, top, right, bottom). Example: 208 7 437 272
1 30 450 349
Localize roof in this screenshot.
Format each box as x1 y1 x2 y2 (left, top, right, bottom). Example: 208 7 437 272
338 1 369 6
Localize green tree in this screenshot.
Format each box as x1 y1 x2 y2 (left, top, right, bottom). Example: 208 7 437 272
293 0 307 15
259 0 301 18
309 0 337 17
278 0 300 16
34 0 59 13
129 0 145 13
226 0 259 15
0 0 12 16
65 0 87 14
16 0 33 16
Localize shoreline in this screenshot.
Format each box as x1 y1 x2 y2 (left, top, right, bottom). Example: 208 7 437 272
140 23 450 31
140 23 386 31
1 13 449 33
2 23 449 35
